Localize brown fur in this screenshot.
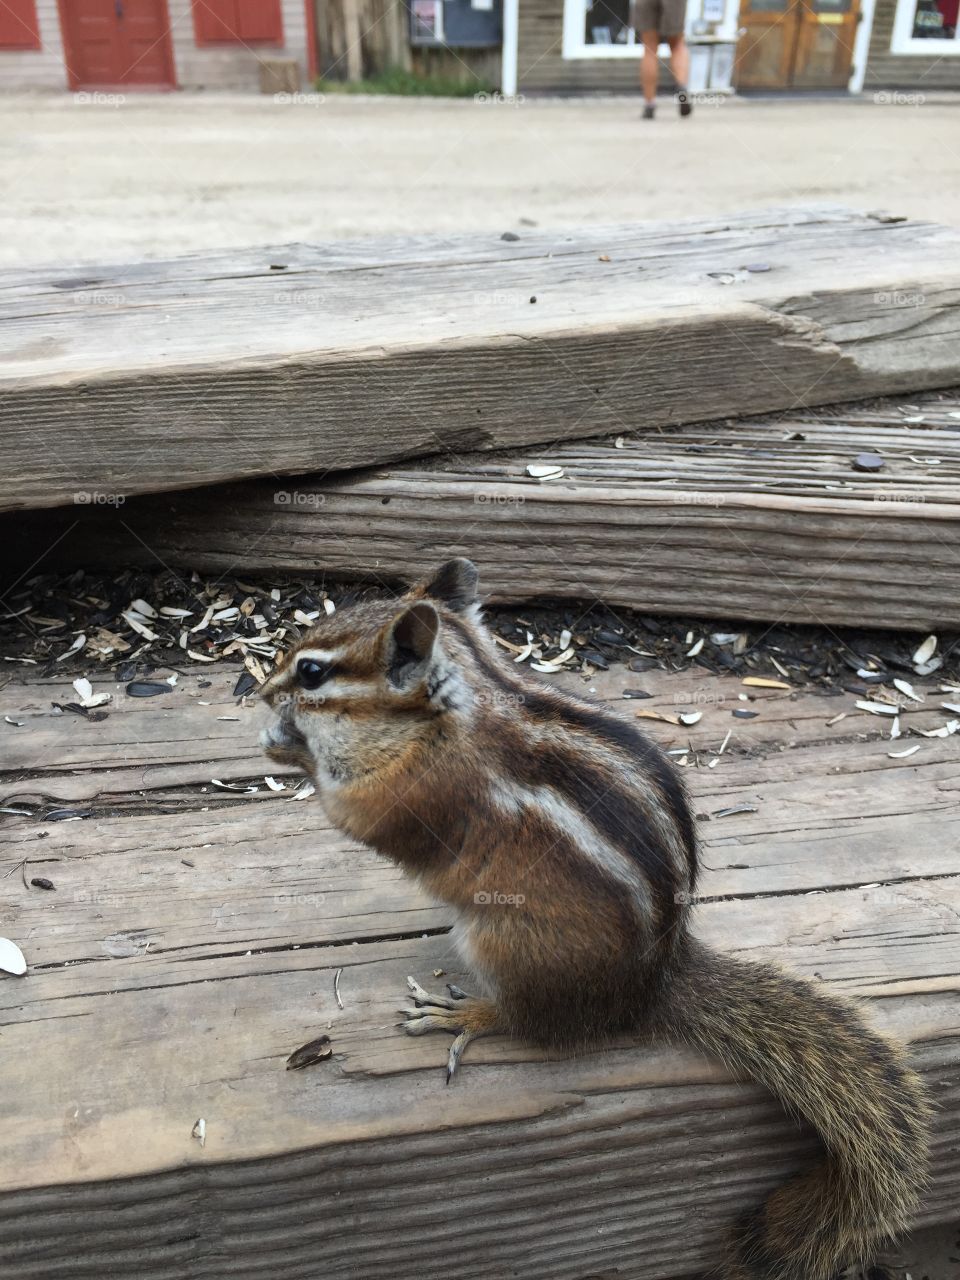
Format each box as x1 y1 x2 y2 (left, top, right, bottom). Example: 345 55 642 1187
260 559 930 1279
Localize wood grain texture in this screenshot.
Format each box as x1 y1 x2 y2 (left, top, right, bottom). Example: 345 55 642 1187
0 661 957 1279
4 207 960 513
12 393 960 630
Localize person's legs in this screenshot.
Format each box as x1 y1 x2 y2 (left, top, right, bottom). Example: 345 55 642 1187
641 31 659 112
666 34 689 90
666 33 692 115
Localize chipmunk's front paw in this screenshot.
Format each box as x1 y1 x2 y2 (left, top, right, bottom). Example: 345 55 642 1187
400 976 500 1083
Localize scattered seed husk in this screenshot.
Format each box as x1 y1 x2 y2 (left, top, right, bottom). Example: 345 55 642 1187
825 712 846 726
322 598 336 616
72 677 111 709
233 671 258 698
940 702 960 714
191 1118 206 1147
121 611 159 641
678 711 703 726
687 638 704 658
335 968 344 1009
893 678 922 702
635 710 681 726
888 745 921 758
852 452 884 472
56 634 86 661
856 700 899 716
286 1034 333 1071
290 782 316 802
30 877 55 891
732 709 758 719
264 776 286 792
525 463 565 481
0 937 27 976
915 720 959 738
188 650 217 663
712 804 757 819
126 681 172 698
622 689 653 700
742 677 791 690
4 716 24 726
912 634 937 665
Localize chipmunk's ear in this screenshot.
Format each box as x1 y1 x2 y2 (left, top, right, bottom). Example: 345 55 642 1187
411 558 479 614
385 601 441 687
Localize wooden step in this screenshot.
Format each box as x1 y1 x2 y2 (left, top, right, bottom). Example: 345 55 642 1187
0 662 956 1279
8 390 960 630
4 206 960 513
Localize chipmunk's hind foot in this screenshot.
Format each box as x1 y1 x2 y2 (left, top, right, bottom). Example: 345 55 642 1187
400 976 500 1083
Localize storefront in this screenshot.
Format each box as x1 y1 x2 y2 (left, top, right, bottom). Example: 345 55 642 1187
862 0 960 88
510 0 741 93
504 0 959 91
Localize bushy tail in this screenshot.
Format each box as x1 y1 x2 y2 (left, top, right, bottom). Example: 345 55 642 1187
657 936 931 1280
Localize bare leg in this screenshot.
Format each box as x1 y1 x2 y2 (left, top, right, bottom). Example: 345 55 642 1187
667 35 692 115
641 31 659 112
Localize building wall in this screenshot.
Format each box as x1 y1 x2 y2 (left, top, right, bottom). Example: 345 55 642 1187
864 0 960 88
0 0 311 92
518 0 640 90
170 0 310 90
0 0 67 90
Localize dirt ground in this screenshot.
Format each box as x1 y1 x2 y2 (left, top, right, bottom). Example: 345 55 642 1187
1 90 960 266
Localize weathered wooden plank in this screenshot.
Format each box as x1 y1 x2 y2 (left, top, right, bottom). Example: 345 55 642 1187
1 658 958 1279
11 396 960 629
4 208 960 513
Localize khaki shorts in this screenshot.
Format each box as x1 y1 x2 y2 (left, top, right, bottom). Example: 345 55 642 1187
635 0 687 37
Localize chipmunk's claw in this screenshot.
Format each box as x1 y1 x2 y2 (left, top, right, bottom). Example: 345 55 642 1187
401 976 500 1082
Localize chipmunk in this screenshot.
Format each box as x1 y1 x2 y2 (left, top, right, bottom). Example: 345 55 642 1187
260 558 930 1280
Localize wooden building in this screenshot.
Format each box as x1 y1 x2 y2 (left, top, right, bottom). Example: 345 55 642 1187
0 0 315 91
504 0 959 93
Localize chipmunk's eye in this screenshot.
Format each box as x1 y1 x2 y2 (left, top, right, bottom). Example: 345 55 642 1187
296 658 333 691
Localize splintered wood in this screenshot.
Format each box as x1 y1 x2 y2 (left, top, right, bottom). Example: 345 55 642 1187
3 207 960 513
0 662 957 1279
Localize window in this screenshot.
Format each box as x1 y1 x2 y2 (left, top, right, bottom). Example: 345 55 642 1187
0 0 40 49
193 0 284 45
890 0 960 51
561 0 734 58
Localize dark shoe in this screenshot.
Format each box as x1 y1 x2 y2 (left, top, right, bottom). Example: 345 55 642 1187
677 89 692 117
642 103 656 120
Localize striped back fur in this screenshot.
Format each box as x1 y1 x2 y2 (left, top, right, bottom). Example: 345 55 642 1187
260 559 930 1278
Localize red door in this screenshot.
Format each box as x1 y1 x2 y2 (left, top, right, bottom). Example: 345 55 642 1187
59 0 176 89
